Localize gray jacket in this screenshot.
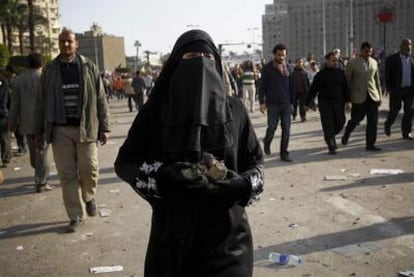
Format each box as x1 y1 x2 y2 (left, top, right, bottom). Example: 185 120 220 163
34 54 110 143
9 69 42 134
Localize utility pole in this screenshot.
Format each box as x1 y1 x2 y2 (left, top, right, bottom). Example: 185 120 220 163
322 0 326 55
134 40 141 71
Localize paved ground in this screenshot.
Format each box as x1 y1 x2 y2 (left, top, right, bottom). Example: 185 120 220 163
0 97 413 277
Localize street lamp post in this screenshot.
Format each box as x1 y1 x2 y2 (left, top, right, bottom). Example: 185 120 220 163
134 40 141 71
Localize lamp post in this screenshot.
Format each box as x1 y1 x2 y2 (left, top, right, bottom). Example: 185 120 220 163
134 40 141 71
322 0 326 56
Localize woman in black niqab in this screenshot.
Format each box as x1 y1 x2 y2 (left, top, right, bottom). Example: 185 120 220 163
115 29 264 277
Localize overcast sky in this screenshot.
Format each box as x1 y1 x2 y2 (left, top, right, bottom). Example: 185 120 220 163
60 0 272 56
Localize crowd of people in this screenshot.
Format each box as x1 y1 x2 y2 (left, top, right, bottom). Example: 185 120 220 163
0 26 412 276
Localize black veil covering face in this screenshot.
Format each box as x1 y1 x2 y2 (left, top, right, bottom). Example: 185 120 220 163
151 30 233 161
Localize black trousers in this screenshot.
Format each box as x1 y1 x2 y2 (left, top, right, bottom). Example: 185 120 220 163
344 95 379 147
318 101 345 149
384 87 413 137
292 93 307 119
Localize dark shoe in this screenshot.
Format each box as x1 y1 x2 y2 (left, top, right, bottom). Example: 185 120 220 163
86 199 97 217
280 155 292 162
329 148 337 155
366 145 382 151
402 133 414 140
384 123 391 137
301 117 306 122
263 141 271 155
341 133 350 146
36 183 53 193
67 220 84 233
292 116 296 121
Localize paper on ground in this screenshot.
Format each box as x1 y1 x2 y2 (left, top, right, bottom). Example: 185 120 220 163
89 265 123 274
99 208 112 217
369 169 404 175
324 175 348 181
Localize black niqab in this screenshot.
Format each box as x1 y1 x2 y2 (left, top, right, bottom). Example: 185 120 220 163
153 30 233 159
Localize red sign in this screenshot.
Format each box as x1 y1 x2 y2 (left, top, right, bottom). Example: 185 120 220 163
377 3 395 24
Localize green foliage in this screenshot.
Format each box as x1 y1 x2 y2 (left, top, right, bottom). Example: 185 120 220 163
0 44 10 68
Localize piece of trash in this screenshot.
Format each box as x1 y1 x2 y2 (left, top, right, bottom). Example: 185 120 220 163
108 189 120 194
85 232 94 237
268 252 302 265
99 208 112 217
399 269 414 277
49 171 58 176
13 167 21 171
269 197 275 201
0 230 7 236
97 204 107 208
324 175 348 181
369 169 404 175
350 173 361 177
106 141 116 145
288 223 299 229
15 245 23 251
340 169 347 173
89 265 123 274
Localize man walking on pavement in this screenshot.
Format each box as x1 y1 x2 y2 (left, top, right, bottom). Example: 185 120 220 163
259 44 294 162
306 52 351 154
341 42 382 151
131 70 146 111
290 58 310 122
34 28 111 233
9 53 52 193
384 38 414 140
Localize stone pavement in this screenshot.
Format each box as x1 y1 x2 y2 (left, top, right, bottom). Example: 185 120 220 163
0 97 413 277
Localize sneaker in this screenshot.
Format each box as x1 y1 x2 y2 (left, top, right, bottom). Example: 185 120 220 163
36 183 53 193
67 220 84 233
328 148 337 155
86 199 97 217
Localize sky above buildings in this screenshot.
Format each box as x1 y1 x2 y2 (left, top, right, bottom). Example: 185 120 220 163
60 0 272 57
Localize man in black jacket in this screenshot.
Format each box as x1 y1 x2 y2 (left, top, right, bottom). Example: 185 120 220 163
306 52 351 154
384 38 414 140
289 58 310 122
259 44 294 162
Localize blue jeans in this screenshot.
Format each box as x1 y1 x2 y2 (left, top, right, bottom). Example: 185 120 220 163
263 103 291 156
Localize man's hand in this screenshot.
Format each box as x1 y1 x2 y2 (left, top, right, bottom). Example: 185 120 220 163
345 102 352 112
99 132 109 145
259 104 266 115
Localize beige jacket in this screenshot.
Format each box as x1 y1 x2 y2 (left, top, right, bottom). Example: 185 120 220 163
345 56 382 104
9 69 42 134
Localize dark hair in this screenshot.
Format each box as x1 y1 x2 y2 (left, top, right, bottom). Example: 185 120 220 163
325 52 335 60
135 70 140 76
27 53 42 69
273 44 287 54
360 41 372 50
